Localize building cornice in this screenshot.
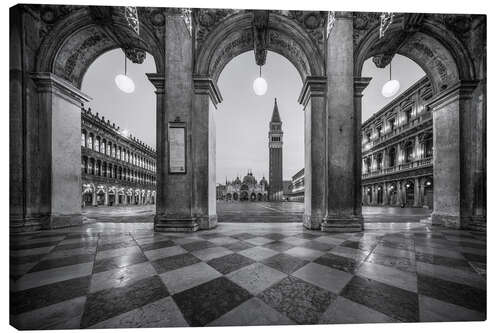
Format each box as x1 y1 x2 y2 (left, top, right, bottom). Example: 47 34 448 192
427 80 479 111
298 76 327 107
193 75 223 107
30 72 91 106
362 76 431 128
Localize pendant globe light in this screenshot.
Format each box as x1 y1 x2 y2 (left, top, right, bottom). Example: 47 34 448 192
253 66 268 96
381 62 400 98
115 53 135 94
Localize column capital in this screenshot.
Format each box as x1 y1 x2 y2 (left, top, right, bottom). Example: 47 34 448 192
146 73 165 94
298 76 327 107
193 75 223 106
334 11 353 20
354 77 372 97
30 72 91 106
428 80 479 111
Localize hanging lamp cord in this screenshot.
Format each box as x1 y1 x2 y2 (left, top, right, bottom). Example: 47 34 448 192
259 66 262 77
124 53 127 76
389 62 392 81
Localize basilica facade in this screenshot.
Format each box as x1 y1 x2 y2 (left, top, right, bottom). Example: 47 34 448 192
218 172 268 201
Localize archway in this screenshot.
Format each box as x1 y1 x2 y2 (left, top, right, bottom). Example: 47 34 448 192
214 50 304 222
376 185 384 205
11 5 163 230
154 10 365 233
354 13 485 229
405 181 415 207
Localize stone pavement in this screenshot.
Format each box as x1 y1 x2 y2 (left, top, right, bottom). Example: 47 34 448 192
10 222 486 329
82 203 431 223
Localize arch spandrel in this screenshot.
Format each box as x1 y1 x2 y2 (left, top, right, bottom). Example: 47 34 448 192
36 7 164 89
53 25 115 88
194 11 325 84
354 14 476 94
398 32 459 91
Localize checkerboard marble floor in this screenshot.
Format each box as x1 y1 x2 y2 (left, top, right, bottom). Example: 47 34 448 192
10 222 486 329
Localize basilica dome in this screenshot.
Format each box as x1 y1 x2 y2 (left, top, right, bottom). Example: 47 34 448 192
242 172 257 185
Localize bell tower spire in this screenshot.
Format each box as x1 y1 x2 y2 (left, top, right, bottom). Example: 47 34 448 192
268 98 283 201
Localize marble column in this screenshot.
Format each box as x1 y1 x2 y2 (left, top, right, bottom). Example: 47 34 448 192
396 181 402 206
383 183 388 205
322 12 362 232
354 77 371 213
429 81 485 230
192 76 222 230
414 178 421 207
104 190 109 206
23 73 90 230
92 190 97 207
299 76 328 230
150 9 201 232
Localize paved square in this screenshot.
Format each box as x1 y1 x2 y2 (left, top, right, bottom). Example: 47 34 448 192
10 222 486 328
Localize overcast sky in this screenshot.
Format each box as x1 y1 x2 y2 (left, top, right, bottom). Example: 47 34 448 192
82 49 424 185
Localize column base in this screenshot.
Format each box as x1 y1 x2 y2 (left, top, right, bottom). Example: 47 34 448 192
10 213 82 233
50 214 83 229
10 214 43 233
302 214 323 230
321 216 363 233
154 215 199 232
431 213 486 231
196 215 218 230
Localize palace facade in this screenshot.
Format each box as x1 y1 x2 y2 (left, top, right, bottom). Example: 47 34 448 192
81 106 157 207
361 76 434 208
290 76 434 208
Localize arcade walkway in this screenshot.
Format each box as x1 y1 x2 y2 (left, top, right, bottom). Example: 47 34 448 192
10 222 485 329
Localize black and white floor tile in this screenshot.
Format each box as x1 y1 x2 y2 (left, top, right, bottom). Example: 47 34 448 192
10 222 486 329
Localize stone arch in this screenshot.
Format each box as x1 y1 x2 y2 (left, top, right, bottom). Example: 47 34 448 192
354 18 475 94
194 11 324 83
36 7 164 89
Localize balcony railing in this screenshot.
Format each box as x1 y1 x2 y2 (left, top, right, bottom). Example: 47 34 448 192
362 156 432 179
362 111 432 152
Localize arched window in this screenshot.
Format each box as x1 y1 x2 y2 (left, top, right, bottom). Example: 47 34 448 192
376 153 383 170
424 134 433 158
81 131 86 147
389 147 396 167
94 136 100 151
404 108 412 123
82 156 88 174
107 142 111 156
101 139 106 153
404 141 414 163
87 133 93 149
89 158 95 175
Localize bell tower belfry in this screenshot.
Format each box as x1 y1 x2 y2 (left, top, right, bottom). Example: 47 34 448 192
268 98 283 201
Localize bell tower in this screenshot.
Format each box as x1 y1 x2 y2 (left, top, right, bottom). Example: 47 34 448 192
268 98 283 201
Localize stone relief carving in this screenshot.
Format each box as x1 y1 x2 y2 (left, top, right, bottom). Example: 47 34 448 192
285 11 327 51
63 32 106 83
353 11 380 50
326 11 335 39
372 54 394 68
253 10 270 66
194 9 238 47
269 30 309 75
181 8 193 36
210 31 253 75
